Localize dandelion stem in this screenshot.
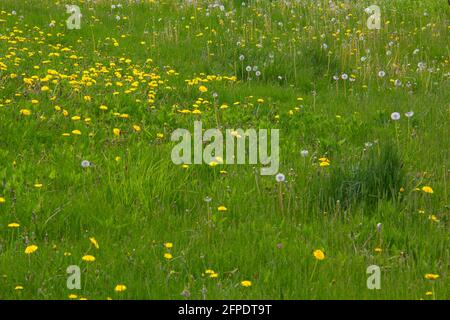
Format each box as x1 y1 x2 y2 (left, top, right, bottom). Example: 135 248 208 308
309 260 318 282
207 203 212 243
394 123 400 149
213 101 221 129
278 183 284 214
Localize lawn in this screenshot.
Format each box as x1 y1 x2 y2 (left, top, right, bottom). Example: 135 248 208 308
0 0 448 300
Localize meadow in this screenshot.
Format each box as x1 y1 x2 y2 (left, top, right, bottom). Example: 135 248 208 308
0 0 448 300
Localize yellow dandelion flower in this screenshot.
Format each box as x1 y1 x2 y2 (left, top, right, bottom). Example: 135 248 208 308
240 280 252 287
164 242 173 249
199 85 208 93
421 186 433 194
15 285 24 290
114 284 127 292
82 255 96 262
113 128 121 136
133 125 141 132
313 249 325 261
164 253 173 260
374 247 382 253
89 237 99 249
25 245 38 254
429 215 439 223
72 129 81 135
34 183 43 188
20 109 32 116
424 274 439 280
425 291 433 296
8 222 20 228
68 294 78 299
156 133 164 139
0 197 5 204
217 205 227 212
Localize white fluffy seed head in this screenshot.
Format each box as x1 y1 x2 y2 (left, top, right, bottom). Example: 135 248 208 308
275 173 285 182
81 160 91 168
391 112 401 120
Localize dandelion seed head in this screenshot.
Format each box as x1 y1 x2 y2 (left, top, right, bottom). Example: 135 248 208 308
391 112 401 120
275 173 285 182
81 160 91 168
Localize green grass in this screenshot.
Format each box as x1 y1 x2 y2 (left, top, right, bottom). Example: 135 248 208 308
0 0 448 300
